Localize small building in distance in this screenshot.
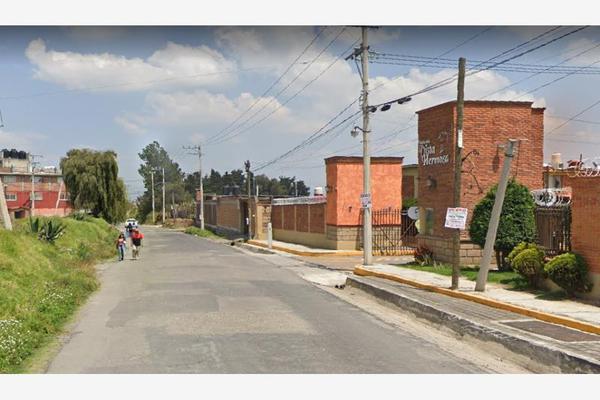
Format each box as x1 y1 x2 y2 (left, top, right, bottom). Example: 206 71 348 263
0 149 72 219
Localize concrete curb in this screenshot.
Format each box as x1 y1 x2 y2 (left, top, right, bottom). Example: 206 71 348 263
354 266 600 336
247 240 415 257
347 275 600 373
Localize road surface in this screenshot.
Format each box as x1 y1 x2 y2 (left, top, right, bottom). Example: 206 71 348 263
47 227 500 373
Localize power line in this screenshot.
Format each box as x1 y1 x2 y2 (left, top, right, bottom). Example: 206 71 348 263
203 27 328 145
211 34 360 146
206 27 348 146
546 97 600 135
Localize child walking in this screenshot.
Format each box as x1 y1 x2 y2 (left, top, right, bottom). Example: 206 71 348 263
116 232 127 261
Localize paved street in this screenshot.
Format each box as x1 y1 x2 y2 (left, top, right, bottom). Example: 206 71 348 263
48 227 492 373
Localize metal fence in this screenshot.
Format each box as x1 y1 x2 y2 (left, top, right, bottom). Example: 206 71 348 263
359 208 417 255
535 205 571 256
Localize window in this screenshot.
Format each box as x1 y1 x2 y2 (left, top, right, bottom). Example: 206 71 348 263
5 193 17 201
60 192 70 201
2 175 16 183
29 192 43 201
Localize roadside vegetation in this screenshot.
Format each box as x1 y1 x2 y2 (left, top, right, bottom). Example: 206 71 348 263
0 216 117 373
184 226 220 239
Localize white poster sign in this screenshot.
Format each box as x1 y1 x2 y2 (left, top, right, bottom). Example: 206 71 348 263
444 207 468 230
360 193 372 208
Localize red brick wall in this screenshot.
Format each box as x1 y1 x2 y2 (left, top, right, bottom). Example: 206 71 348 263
272 205 283 230
325 157 403 226
296 204 309 232
570 176 600 274
217 198 242 231
283 205 295 231
417 101 545 239
402 175 415 199
309 203 325 233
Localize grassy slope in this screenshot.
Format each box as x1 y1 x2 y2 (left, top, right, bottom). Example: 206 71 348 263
0 216 117 373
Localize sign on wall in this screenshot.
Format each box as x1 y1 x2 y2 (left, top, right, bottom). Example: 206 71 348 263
418 139 450 166
444 207 468 230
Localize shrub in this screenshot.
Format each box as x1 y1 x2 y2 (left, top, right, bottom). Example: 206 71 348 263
545 253 592 296
414 245 434 266
184 226 218 239
38 220 66 243
469 179 536 271
507 242 545 287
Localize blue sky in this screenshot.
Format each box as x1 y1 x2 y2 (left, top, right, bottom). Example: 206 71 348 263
1 26 600 198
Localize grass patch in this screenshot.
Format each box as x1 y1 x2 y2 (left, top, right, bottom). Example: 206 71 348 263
184 226 220 239
395 262 526 288
0 216 118 373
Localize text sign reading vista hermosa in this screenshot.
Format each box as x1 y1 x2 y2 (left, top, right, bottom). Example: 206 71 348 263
444 207 468 230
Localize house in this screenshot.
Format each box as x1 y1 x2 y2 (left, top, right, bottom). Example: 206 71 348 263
0 149 72 219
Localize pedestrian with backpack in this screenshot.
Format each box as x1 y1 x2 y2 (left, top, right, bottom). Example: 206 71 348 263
131 228 144 260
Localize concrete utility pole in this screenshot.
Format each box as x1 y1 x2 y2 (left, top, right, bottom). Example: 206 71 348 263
245 160 252 240
475 139 518 292
361 26 373 265
29 154 42 217
162 167 166 224
451 57 466 290
184 145 205 229
151 171 156 224
0 177 13 230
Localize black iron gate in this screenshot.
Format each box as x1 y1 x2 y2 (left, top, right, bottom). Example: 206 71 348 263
359 208 417 255
534 205 571 256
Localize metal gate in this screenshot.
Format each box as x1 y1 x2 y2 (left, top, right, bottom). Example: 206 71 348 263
359 208 417 255
535 205 571 256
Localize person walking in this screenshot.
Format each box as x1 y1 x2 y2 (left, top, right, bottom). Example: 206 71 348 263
131 228 144 260
115 232 127 261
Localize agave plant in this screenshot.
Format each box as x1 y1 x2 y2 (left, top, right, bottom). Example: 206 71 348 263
38 220 66 243
28 217 41 234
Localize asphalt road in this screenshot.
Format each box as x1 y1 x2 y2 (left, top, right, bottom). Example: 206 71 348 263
47 226 487 373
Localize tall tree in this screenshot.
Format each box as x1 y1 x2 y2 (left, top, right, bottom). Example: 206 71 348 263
60 149 128 223
137 141 191 221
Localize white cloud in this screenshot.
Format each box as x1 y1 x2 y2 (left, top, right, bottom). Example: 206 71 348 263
115 115 147 135
0 129 46 150
25 39 237 92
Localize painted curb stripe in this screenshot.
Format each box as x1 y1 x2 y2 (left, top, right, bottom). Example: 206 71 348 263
247 240 414 257
354 266 600 336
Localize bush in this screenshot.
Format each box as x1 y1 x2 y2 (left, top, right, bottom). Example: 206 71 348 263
507 242 545 287
545 253 592 296
414 245 434 266
469 179 536 271
184 226 218 239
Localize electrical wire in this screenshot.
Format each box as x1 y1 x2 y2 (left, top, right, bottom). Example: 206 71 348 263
206 27 348 146
202 27 328 145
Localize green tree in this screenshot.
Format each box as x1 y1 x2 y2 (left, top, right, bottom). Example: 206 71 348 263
60 149 128 223
469 179 537 271
137 141 191 222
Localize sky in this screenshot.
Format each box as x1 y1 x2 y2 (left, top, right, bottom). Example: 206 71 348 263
1 25 600 199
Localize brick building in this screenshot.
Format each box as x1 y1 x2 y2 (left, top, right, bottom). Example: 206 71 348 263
269 156 404 250
569 176 600 300
1 149 72 219
402 163 418 202
416 100 545 264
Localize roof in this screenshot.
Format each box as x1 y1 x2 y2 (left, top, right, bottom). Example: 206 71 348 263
416 100 539 115
324 156 404 164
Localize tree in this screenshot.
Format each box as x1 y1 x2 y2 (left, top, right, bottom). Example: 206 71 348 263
137 141 191 222
469 179 536 271
60 149 128 223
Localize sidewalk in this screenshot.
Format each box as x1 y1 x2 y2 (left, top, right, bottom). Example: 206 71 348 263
248 239 414 257
357 264 600 327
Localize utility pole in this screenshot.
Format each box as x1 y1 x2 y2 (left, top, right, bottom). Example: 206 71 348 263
171 191 175 218
361 26 373 266
162 167 165 224
151 171 156 224
475 139 518 291
29 154 42 217
245 160 252 240
184 145 204 229
451 57 466 290
0 177 13 230
294 181 298 197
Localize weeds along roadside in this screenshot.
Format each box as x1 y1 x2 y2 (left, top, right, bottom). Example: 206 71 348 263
0 216 118 373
